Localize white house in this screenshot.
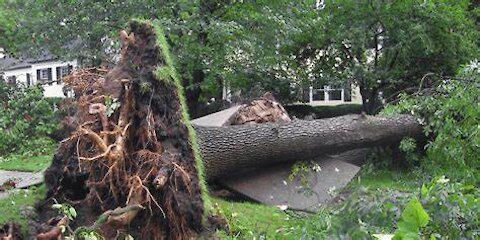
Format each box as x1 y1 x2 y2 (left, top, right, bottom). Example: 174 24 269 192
0 52 77 98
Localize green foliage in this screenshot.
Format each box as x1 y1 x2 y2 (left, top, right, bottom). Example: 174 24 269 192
3 1 477 110
104 96 120 117
287 0 479 112
330 186 412 238
52 203 77 220
0 0 16 50
330 174 479 239
73 231 104 240
288 161 311 187
399 138 416 154
419 176 479 239
0 82 58 156
393 198 429 240
382 60 480 183
399 137 419 165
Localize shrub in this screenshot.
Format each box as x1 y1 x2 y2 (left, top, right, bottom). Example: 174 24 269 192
0 82 59 155
330 177 479 239
285 104 362 119
382 60 480 183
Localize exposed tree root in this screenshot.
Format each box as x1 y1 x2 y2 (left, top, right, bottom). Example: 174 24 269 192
0 222 22 240
39 21 208 239
36 216 69 240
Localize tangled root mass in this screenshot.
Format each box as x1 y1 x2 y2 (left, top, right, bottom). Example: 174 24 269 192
40 22 204 240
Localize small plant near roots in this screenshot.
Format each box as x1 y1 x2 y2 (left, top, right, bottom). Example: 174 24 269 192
41 202 137 240
52 202 77 221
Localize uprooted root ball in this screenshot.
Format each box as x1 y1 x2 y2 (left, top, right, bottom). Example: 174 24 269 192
40 21 205 240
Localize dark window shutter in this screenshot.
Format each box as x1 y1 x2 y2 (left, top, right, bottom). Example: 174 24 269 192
27 74 31 87
37 69 41 84
48 68 53 85
68 65 73 73
56 67 61 84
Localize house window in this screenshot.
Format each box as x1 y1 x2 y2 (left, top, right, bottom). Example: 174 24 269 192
311 85 349 103
40 69 49 79
56 65 72 83
329 89 343 101
312 89 325 101
6 76 17 85
37 68 52 85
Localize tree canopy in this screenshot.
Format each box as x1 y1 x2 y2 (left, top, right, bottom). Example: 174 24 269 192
1 0 478 114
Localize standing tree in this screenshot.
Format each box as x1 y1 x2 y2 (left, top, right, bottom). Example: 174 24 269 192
284 0 479 113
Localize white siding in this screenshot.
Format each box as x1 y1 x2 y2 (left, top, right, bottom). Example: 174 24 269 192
3 68 30 84
3 59 77 98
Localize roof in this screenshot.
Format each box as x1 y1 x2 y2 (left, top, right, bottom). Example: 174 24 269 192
0 51 58 72
0 57 30 71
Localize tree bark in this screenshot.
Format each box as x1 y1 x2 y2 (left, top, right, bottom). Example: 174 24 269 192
196 114 422 180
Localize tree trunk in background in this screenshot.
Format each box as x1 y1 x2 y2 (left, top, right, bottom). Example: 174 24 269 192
196 114 423 180
185 68 204 117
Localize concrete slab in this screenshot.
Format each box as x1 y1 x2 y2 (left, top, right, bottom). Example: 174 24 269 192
0 170 44 200
222 153 361 212
192 105 244 127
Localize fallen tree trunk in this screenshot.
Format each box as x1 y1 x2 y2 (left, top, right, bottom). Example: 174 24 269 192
196 114 423 180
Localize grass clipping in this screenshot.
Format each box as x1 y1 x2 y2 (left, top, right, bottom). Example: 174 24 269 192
40 20 210 239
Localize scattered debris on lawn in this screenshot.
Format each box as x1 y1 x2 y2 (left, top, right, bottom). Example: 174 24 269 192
0 178 17 192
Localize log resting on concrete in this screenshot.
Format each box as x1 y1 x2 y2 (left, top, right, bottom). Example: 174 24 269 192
195 114 423 180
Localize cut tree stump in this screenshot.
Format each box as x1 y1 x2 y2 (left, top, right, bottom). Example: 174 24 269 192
229 92 291 125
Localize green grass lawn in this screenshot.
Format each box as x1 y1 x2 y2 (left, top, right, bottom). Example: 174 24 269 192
0 156 472 239
347 168 420 192
0 185 46 232
0 154 52 172
214 198 331 239
213 166 421 239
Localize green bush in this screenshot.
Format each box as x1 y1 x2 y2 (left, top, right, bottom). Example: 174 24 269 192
329 177 479 239
382 60 480 183
285 104 362 119
0 82 59 156
419 176 479 239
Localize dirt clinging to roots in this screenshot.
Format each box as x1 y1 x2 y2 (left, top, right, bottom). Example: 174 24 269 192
40 21 204 239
